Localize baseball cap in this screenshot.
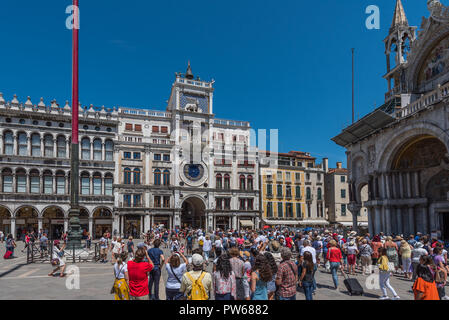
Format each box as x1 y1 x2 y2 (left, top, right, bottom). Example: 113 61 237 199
192 254 204 266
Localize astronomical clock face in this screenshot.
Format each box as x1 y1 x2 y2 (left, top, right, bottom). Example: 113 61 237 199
184 163 204 181
180 161 208 187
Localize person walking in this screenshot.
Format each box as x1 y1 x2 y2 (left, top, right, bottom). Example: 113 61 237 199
203 235 212 263
275 248 297 300
399 240 413 280
112 252 130 300
377 247 400 300
299 251 316 301
344 240 359 275
48 240 67 278
213 254 237 300
99 233 109 263
384 236 399 274
165 252 188 300
326 240 343 290
148 239 165 300
359 239 373 275
411 242 428 281
5 234 16 258
251 254 272 300
127 236 135 259
127 248 154 300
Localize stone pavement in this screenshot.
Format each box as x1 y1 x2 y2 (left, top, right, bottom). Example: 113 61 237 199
0 241 440 300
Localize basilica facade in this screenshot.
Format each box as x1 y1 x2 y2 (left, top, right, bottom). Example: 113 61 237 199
333 0 449 240
0 64 260 239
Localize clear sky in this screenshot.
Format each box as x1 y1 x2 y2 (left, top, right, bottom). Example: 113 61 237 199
0 0 432 167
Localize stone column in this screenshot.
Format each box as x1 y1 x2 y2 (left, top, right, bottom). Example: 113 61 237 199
102 142 106 161
90 177 93 195
90 142 93 160
368 207 374 236
396 207 403 235
40 137 44 156
429 206 436 232
12 174 16 193
385 173 391 199
120 216 124 237
391 174 397 199
0 133 3 154
421 206 429 235
399 173 404 199
385 207 392 235
374 206 381 235
232 215 237 230
88 217 93 237
64 218 68 233
174 212 181 229
406 172 412 198
414 171 420 198
52 175 56 194
13 133 18 155
38 218 43 233
11 218 16 239
144 214 150 232
66 139 70 158
53 138 57 158
408 206 415 236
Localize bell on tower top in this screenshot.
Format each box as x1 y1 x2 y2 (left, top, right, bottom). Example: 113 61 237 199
185 61 194 79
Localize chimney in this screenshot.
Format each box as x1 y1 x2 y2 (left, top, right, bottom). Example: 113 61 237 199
337 162 343 169
323 158 329 173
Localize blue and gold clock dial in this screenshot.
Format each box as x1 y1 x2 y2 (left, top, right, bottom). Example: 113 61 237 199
184 163 204 181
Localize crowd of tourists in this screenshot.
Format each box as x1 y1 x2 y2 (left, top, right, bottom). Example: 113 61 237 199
100 226 448 301
3 225 449 301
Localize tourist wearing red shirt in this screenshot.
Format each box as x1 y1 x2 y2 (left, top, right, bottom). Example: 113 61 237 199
127 247 154 300
326 240 343 290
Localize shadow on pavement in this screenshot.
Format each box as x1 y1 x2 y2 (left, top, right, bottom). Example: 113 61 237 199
0 263 27 279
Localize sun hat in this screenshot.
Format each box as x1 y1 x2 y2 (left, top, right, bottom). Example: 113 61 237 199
192 254 204 267
414 242 424 249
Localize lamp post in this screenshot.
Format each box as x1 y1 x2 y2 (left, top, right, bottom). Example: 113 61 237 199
67 0 82 249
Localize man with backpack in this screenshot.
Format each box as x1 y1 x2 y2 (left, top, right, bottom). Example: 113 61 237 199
180 254 212 300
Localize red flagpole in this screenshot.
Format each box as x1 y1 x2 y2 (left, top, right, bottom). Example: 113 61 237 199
68 0 81 248
72 0 79 144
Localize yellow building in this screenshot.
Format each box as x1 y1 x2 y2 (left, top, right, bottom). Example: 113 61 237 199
260 151 328 228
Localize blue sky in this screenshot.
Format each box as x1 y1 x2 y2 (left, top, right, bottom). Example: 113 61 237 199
0 0 432 167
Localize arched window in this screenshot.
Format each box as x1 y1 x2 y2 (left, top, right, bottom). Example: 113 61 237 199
2 169 12 192
30 170 40 193
18 132 28 156
247 175 253 191
3 131 14 155
124 168 131 184
31 133 41 157
44 135 54 157
57 136 66 158
104 173 113 196
154 169 161 186
81 137 90 160
93 139 102 161
43 170 53 194
105 140 114 161
93 173 102 195
224 174 230 190
317 188 322 200
216 174 222 189
16 169 27 193
80 172 90 195
133 169 141 185
56 171 65 194
239 175 246 190
306 187 311 200
163 170 170 186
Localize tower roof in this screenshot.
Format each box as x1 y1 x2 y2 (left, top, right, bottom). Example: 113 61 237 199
185 61 194 79
391 0 408 31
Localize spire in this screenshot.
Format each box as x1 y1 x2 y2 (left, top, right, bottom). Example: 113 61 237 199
391 0 408 30
185 61 194 79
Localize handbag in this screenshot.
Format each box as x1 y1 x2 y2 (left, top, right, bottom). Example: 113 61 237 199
170 264 187 300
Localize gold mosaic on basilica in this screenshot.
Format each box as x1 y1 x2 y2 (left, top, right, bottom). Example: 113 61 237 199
393 136 447 170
